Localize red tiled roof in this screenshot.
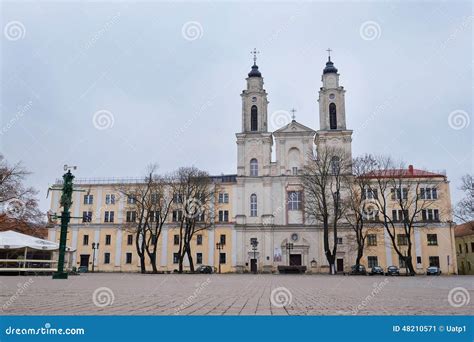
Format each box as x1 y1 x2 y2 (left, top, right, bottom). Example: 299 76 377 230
454 221 474 238
361 165 446 179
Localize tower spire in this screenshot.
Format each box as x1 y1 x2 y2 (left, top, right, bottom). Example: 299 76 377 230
248 48 262 78
251 48 260 66
326 48 332 61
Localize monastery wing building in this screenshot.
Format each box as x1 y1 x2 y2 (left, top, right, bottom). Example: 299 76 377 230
48 55 457 274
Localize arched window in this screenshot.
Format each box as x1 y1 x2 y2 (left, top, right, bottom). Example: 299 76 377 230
329 103 337 130
250 158 258 176
250 194 257 217
331 156 340 175
251 105 258 131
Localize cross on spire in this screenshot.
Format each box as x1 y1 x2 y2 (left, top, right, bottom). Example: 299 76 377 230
326 48 332 61
251 48 260 65
290 108 297 121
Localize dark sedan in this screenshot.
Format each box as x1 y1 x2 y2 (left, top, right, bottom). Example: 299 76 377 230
369 266 384 276
426 266 442 275
195 265 213 274
350 265 367 275
385 266 400 276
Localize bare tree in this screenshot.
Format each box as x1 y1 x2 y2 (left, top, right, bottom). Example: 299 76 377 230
171 167 217 273
0 154 43 231
117 165 172 273
366 155 442 275
302 146 348 274
455 174 473 223
344 155 378 268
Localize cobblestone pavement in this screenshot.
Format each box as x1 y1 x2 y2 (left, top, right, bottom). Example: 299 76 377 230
0 274 472 315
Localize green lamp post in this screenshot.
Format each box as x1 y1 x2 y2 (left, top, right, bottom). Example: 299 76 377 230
52 167 75 279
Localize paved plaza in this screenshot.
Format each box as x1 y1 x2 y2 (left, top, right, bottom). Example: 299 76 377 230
0 273 472 315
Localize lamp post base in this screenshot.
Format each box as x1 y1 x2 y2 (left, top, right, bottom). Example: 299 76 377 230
52 272 68 279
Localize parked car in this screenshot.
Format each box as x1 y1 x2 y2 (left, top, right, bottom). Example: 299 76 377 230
385 266 400 276
195 265 213 274
350 264 367 275
426 266 442 275
369 266 384 276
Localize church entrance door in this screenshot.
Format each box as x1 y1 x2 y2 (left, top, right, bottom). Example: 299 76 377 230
289 254 302 266
250 259 257 273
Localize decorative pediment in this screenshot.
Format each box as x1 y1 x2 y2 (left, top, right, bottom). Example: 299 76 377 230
273 120 316 136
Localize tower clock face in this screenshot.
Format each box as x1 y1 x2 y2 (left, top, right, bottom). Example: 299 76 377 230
326 75 336 88
329 94 335 100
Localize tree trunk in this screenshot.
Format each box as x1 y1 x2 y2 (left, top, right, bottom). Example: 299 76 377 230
186 246 195 273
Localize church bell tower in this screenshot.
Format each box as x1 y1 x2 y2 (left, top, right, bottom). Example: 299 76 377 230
236 49 273 177
315 50 353 163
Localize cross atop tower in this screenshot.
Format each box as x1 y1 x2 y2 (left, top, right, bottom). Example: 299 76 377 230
326 48 332 61
251 48 260 65
290 108 297 121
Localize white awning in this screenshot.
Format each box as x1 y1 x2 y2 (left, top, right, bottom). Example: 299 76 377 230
0 230 74 251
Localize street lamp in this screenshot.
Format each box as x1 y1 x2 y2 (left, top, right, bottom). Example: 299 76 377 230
285 242 294 266
92 242 99 273
250 238 259 274
216 242 224 274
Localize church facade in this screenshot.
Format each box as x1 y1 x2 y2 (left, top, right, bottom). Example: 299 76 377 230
47 55 458 274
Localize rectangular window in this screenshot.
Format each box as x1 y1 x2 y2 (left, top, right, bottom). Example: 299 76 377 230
292 167 298 175
218 193 229 204
397 234 408 246
83 235 89 246
174 234 179 245
288 191 302 211
105 194 115 205
219 252 226 264
422 209 439 222
127 234 133 245
82 211 92 223
127 195 136 204
104 252 110 264
399 255 407 268
367 256 378 268
196 253 203 264
471 242 474 253
126 253 132 264
218 210 229 222
416 256 422 264
420 188 438 200
150 193 158 204
196 211 205 222
220 234 226 245
173 253 179 264
172 194 182 204
392 188 408 200
427 234 438 246
197 234 203 245
126 211 137 222
105 234 111 245
104 211 115 223
172 210 182 222
83 194 93 205
367 234 377 246
336 237 343 245
363 188 378 200
429 256 440 267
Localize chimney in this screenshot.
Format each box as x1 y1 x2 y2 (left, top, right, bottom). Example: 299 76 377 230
408 165 414 175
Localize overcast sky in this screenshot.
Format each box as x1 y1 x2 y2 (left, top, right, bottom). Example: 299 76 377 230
1 0 472 212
